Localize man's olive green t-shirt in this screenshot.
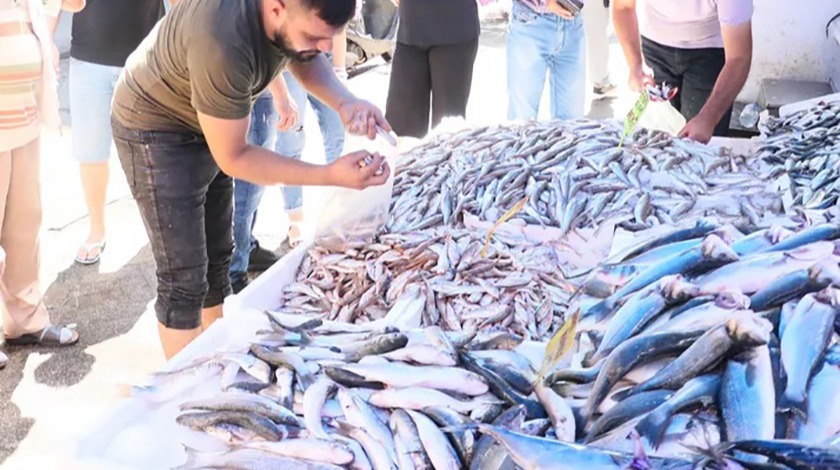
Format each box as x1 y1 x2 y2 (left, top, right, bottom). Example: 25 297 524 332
112 0 290 133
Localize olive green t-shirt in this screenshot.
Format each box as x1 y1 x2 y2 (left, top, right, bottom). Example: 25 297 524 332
111 0 289 133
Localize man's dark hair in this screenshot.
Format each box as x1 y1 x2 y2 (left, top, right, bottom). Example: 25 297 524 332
301 0 357 27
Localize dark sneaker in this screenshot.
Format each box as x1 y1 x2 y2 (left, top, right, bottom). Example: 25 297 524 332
232 276 250 294
248 243 279 272
593 81 617 96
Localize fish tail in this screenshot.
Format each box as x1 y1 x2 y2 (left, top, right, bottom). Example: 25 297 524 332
634 408 671 449
778 391 808 420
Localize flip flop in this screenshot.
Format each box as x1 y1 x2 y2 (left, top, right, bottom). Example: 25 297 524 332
6 324 79 347
75 241 106 265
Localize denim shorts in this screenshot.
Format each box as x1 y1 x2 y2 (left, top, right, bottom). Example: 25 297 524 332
69 58 122 163
111 118 233 330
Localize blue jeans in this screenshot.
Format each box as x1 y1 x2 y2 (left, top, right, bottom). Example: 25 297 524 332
69 58 123 163
230 71 345 276
506 1 586 120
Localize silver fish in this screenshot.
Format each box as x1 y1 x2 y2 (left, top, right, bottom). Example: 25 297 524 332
405 410 462 470
720 345 776 456
617 314 772 399
779 288 840 418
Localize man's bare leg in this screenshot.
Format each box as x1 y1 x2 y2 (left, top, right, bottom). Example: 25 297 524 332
201 305 224 331
157 322 201 360
77 162 109 261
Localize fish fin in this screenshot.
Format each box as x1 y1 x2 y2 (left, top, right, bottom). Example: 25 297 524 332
582 348 602 369
298 330 314 346
777 392 808 420
172 444 208 470
439 424 480 434
610 387 636 402
633 409 670 450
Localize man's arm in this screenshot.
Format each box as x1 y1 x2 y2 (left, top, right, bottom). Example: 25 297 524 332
198 113 329 185
198 112 388 188
694 22 752 130
612 0 651 91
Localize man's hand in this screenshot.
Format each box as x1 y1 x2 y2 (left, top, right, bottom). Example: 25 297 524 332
273 92 299 132
338 98 391 140
546 0 574 19
326 151 391 189
679 115 715 144
629 63 654 92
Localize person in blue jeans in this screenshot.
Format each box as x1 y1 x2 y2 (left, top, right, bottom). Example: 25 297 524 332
230 68 346 293
507 0 587 121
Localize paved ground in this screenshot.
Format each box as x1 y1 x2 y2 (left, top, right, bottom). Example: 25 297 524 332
0 13 635 469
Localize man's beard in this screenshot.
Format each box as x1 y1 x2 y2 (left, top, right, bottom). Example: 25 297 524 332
271 28 321 63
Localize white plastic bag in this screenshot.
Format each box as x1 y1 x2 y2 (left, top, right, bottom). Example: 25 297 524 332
637 100 686 135
313 134 405 250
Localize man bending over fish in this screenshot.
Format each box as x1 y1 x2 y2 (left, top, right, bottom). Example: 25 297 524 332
110 0 391 359
613 0 753 143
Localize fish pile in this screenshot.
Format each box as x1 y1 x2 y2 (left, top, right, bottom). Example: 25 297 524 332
137 219 840 470
548 218 840 467
756 99 840 213
276 228 572 341
388 119 783 235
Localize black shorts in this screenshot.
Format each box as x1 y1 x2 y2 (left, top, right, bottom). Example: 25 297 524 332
641 36 731 136
112 118 233 330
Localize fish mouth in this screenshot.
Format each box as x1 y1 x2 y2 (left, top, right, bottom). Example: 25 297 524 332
726 315 773 346
715 289 751 310
701 235 740 262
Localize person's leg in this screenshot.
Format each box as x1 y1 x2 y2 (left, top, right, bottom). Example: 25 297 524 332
582 0 614 93
547 15 587 119
230 180 264 292
308 95 346 164
506 4 550 121
112 121 217 359
202 171 234 330
231 94 273 286
70 59 122 264
680 47 730 136
385 42 432 138
1 138 75 344
275 71 309 246
428 37 479 129
641 37 685 116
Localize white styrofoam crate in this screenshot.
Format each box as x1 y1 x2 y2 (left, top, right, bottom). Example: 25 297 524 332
72 243 313 469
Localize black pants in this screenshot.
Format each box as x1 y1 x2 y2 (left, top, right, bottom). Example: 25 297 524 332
641 37 731 136
112 118 233 330
385 38 479 138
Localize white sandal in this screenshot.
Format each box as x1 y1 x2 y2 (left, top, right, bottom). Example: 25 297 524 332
75 241 106 265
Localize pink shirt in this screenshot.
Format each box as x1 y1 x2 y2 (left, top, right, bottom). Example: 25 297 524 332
641 0 753 49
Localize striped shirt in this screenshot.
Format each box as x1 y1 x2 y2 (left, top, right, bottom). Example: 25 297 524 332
0 0 59 152
517 0 549 14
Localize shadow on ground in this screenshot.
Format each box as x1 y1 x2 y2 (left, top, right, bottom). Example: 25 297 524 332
0 244 156 463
